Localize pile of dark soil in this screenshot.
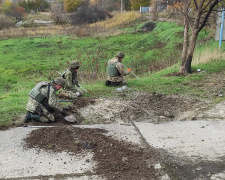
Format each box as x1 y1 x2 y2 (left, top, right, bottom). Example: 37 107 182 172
25 126 162 180
126 91 203 122
139 22 156 33
71 97 96 109
0 125 12 131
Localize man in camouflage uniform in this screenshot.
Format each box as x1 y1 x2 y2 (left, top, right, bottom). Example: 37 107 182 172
25 77 76 123
60 60 83 98
106 51 131 86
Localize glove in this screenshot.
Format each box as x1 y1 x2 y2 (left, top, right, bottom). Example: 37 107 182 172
76 92 81 97
127 68 131 72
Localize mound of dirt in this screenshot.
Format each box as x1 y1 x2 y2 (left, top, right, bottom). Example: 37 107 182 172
128 92 206 122
76 91 206 124
138 22 156 33
26 91 206 127
78 97 149 124
25 126 162 180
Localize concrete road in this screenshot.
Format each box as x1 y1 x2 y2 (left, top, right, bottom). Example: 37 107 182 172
1 121 225 179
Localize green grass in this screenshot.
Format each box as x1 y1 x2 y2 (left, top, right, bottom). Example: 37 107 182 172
1 20 225 126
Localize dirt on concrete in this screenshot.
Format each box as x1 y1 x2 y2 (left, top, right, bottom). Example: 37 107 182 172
21 90 207 180
3 71 225 180
25 126 162 180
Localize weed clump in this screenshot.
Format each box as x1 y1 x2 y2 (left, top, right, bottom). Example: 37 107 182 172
0 14 14 30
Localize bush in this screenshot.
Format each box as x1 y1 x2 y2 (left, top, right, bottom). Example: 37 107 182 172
36 0 50 11
6 4 26 21
19 0 50 12
64 0 82 13
51 3 63 24
0 14 14 30
70 5 107 25
0 0 11 14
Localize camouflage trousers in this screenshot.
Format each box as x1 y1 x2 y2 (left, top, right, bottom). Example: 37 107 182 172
107 76 127 85
26 97 55 122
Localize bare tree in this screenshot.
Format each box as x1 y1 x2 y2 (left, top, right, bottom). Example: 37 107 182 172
165 0 222 74
51 3 63 24
179 0 191 74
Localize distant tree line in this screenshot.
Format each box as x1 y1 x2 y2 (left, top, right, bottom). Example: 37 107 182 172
65 0 151 12
0 0 151 28
0 0 50 22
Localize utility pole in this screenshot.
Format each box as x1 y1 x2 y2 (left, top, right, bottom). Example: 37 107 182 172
121 0 123 12
219 9 225 49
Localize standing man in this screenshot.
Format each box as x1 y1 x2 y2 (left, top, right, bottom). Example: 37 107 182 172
25 77 75 123
60 60 83 98
106 51 131 86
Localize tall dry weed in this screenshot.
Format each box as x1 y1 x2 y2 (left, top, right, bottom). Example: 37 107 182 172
192 49 225 65
90 12 141 28
0 25 72 39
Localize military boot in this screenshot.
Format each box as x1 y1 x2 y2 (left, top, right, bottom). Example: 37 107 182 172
24 112 40 123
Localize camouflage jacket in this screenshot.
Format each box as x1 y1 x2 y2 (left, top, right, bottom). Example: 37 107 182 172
26 84 63 113
64 69 78 91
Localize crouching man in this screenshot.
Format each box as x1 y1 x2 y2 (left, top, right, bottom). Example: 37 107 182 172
61 60 83 98
24 77 76 123
106 51 131 86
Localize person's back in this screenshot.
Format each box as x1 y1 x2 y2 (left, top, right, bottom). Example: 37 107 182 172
106 51 131 86
64 70 75 90
107 57 120 77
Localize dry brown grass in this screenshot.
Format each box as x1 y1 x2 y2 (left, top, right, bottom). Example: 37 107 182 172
69 24 127 39
90 11 141 28
0 11 144 39
25 12 52 21
192 48 225 65
0 25 73 39
0 23 129 40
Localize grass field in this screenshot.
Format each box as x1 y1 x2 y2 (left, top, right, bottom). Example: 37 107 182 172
0 16 225 126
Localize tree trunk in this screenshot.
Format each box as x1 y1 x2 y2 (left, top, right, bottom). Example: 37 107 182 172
179 17 189 74
178 0 192 75
185 55 193 73
185 31 198 73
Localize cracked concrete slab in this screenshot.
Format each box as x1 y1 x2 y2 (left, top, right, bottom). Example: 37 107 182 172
134 120 225 179
2 120 225 180
134 120 225 161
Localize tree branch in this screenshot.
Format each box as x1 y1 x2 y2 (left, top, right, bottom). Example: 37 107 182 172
198 0 219 33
